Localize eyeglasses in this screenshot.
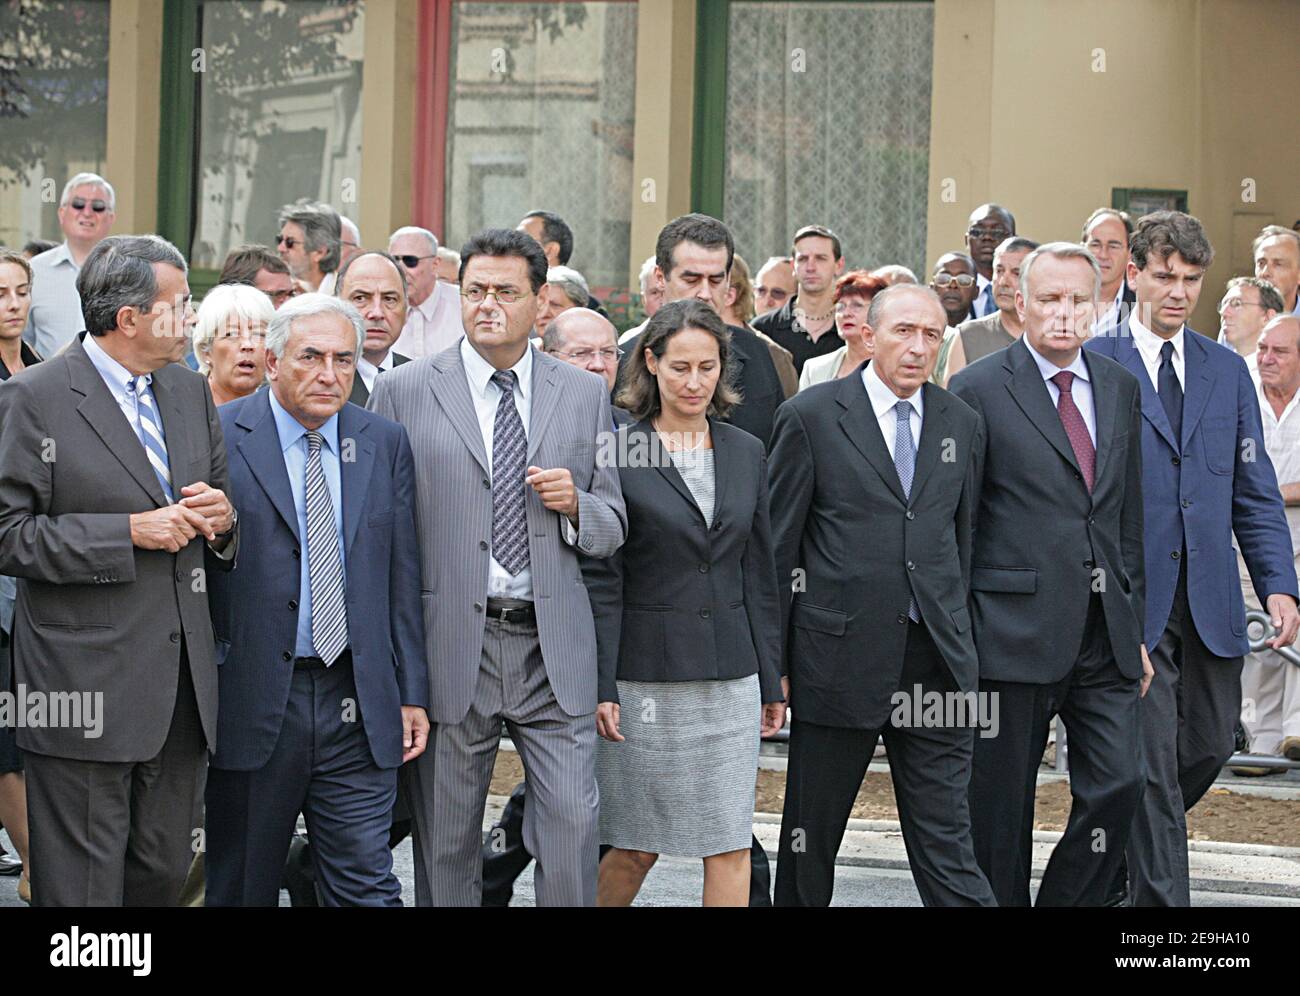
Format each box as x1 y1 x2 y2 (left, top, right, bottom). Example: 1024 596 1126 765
68 197 109 213
462 285 526 304
933 273 976 288
967 227 1010 242
552 347 623 363
395 254 437 269
275 235 302 250
1219 298 1266 314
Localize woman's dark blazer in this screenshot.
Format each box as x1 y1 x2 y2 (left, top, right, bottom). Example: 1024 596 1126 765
584 417 784 705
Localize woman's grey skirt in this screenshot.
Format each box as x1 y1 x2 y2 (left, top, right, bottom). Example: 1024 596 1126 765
597 673 760 858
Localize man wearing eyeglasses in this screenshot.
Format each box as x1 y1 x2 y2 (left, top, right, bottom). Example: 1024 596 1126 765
929 252 979 385
24 172 117 358
964 203 1017 319
276 200 342 295
1219 277 1284 378
389 226 465 360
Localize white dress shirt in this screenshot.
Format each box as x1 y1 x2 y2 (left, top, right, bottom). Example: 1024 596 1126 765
971 272 995 318
862 359 923 459
1129 313 1185 391
24 242 85 357
395 281 465 359
317 272 337 296
462 337 537 600
1022 337 1097 446
356 349 396 396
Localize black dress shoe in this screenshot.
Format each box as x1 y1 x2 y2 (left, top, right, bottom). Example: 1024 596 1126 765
0 853 23 876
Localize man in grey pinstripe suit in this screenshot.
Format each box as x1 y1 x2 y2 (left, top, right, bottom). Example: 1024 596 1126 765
370 229 626 906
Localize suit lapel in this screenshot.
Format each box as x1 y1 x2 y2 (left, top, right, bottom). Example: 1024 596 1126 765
1085 350 1119 487
836 365 907 505
1116 320 1178 451
709 418 732 520
147 369 192 490
635 419 701 518
1179 330 1214 450
1003 338 1083 480
236 389 300 542
908 383 949 504
338 404 375 554
68 340 169 508
526 351 561 464
429 350 490 475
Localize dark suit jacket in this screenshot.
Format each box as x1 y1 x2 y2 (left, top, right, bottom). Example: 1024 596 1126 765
949 338 1146 683
768 363 984 728
0 337 235 761
583 419 783 704
207 388 427 771
619 323 785 449
1085 321 1298 656
348 350 410 407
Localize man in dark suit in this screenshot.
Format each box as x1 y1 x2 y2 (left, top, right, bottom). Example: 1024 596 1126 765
949 242 1149 907
0 235 237 906
335 251 411 407
204 293 429 906
1086 211 1299 905
620 214 785 448
769 284 994 907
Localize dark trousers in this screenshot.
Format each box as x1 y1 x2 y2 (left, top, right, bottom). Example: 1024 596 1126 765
1125 567 1242 906
970 596 1144 907
206 654 400 907
480 783 774 907
25 654 207 907
774 621 995 907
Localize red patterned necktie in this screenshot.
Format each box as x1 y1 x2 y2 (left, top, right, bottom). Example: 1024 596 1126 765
1051 370 1095 492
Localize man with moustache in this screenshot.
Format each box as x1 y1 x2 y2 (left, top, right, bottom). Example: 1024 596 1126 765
1086 211 1299 906
0 235 237 905
752 226 845 374
369 228 625 906
204 294 428 906
929 252 980 386
964 204 1017 318
949 243 1149 906
1082 208 1136 333
770 283 993 907
335 251 412 407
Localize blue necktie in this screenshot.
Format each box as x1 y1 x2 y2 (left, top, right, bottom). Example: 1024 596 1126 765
894 400 920 623
491 370 529 575
127 376 173 503
305 431 348 665
978 283 994 317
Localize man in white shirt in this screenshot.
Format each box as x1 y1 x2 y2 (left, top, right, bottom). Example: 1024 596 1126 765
1254 226 1300 317
24 172 117 357
1218 276 1284 377
1235 315 1300 773
335 251 410 407
277 200 341 294
1082 208 1135 334
389 226 464 359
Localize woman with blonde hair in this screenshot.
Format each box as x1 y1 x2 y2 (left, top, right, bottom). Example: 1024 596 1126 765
192 283 274 405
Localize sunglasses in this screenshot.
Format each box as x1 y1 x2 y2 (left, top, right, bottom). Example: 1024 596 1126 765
68 198 109 213
275 235 303 250
395 254 437 269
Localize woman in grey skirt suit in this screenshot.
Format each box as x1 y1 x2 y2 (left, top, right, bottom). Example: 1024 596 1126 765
587 299 785 907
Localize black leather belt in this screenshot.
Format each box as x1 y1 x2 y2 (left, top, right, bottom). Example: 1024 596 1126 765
485 598 536 625
294 649 351 670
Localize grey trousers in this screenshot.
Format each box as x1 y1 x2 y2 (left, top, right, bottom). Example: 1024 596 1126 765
407 616 599 906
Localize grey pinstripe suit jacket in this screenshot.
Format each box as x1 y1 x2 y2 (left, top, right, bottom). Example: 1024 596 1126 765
369 342 627 725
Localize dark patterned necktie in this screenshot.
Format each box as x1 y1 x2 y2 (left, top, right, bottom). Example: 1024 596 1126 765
1158 340 1183 441
491 370 529 575
894 400 920 623
1051 371 1095 492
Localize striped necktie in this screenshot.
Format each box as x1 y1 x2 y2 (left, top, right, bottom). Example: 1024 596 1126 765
127 376 173 503
305 430 348 665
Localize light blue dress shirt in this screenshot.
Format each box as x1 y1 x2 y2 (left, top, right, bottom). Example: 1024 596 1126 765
269 390 346 658
1023 337 1097 446
24 242 85 358
861 359 924 459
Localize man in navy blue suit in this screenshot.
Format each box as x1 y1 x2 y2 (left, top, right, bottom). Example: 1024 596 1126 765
204 293 429 906
1085 212 1300 905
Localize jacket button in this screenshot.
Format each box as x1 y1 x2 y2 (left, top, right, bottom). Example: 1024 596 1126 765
175 570 185 582
1088 517 1095 526
906 510 915 520
1171 550 1181 560
473 602 483 613
292 548 301 559
169 632 181 644
699 608 711 619
479 540 488 550
897 614 907 624
1171 456 1181 466
1181 499 1191 508
282 651 292 662
907 561 915 571
288 600 298 611
698 563 709 573
1084 560 1094 569
482 479 491 489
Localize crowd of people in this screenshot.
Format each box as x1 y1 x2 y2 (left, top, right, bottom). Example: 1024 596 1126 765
1 169 1299 908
